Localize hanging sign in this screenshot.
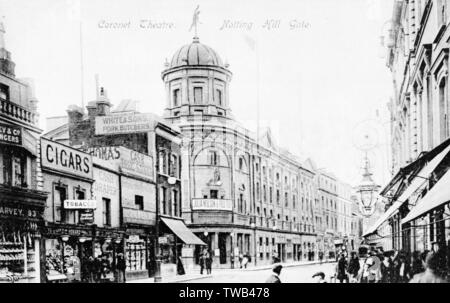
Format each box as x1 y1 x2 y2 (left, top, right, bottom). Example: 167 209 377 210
79 210 95 224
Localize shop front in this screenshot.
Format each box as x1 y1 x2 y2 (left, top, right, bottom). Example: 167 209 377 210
0 186 47 283
123 226 154 280
43 222 125 283
158 217 205 277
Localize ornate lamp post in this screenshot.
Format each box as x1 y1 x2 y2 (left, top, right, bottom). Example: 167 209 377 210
356 154 381 218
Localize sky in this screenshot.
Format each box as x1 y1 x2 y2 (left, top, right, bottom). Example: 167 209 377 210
0 0 395 187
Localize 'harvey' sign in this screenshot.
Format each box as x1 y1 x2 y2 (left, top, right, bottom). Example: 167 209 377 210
41 138 93 179
95 113 155 135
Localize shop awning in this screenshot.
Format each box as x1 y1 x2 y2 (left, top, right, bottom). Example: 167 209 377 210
364 143 450 237
363 201 402 237
160 217 206 245
402 168 450 224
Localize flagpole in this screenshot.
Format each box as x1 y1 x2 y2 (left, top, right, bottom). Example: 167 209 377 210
79 1 85 110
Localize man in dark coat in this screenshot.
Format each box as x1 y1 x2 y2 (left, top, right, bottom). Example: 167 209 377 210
265 264 282 283
116 253 126 283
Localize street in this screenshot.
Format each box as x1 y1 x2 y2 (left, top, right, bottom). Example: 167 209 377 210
185 262 337 283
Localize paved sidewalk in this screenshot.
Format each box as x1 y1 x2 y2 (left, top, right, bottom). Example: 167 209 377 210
127 259 336 283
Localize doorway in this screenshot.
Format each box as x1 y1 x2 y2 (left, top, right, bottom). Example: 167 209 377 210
218 233 227 264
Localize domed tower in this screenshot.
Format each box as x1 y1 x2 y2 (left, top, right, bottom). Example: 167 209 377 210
161 37 233 121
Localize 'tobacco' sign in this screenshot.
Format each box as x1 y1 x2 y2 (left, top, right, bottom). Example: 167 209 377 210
95 113 155 135
64 200 97 209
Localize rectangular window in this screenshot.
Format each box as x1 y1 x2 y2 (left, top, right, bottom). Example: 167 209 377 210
0 84 9 100
194 87 203 104
135 195 144 211
103 198 111 226
215 89 222 106
172 190 179 217
173 89 180 107
54 185 67 223
210 190 218 199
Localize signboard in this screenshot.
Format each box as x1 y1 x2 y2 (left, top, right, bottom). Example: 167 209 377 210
87 146 153 180
123 208 155 225
40 138 93 179
127 235 142 243
86 146 121 161
192 199 232 211
79 210 95 224
64 200 97 209
214 249 220 257
0 122 22 145
158 236 168 244
181 247 194 257
95 113 155 135
120 147 154 180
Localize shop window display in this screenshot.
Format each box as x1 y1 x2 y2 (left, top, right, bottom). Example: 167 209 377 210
126 238 147 271
0 231 38 283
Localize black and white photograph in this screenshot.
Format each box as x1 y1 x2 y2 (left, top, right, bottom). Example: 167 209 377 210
0 0 449 291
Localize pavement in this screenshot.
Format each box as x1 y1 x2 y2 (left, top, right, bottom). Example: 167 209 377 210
128 259 336 283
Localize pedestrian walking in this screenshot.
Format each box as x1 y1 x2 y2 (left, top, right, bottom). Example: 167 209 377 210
318 250 324 265
409 250 447 283
115 253 126 283
395 252 411 283
410 250 425 278
380 251 394 283
177 256 186 275
347 251 360 283
205 250 213 275
265 263 282 283
199 248 207 275
242 253 249 269
238 252 243 268
93 256 102 283
336 254 349 283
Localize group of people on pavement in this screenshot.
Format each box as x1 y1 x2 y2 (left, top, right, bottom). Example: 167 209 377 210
199 248 213 275
332 247 449 283
238 252 252 269
80 253 126 283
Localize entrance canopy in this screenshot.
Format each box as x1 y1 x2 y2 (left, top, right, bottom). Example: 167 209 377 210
402 168 450 224
364 144 450 237
160 217 206 245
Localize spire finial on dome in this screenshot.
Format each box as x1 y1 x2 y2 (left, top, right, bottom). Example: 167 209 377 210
193 36 200 43
189 5 201 40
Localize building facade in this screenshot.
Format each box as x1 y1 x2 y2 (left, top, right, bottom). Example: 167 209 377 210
161 36 320 268
0 21 48 283
366 1 450 263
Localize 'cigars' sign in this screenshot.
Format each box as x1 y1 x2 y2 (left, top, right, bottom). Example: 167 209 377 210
40 138 93 179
